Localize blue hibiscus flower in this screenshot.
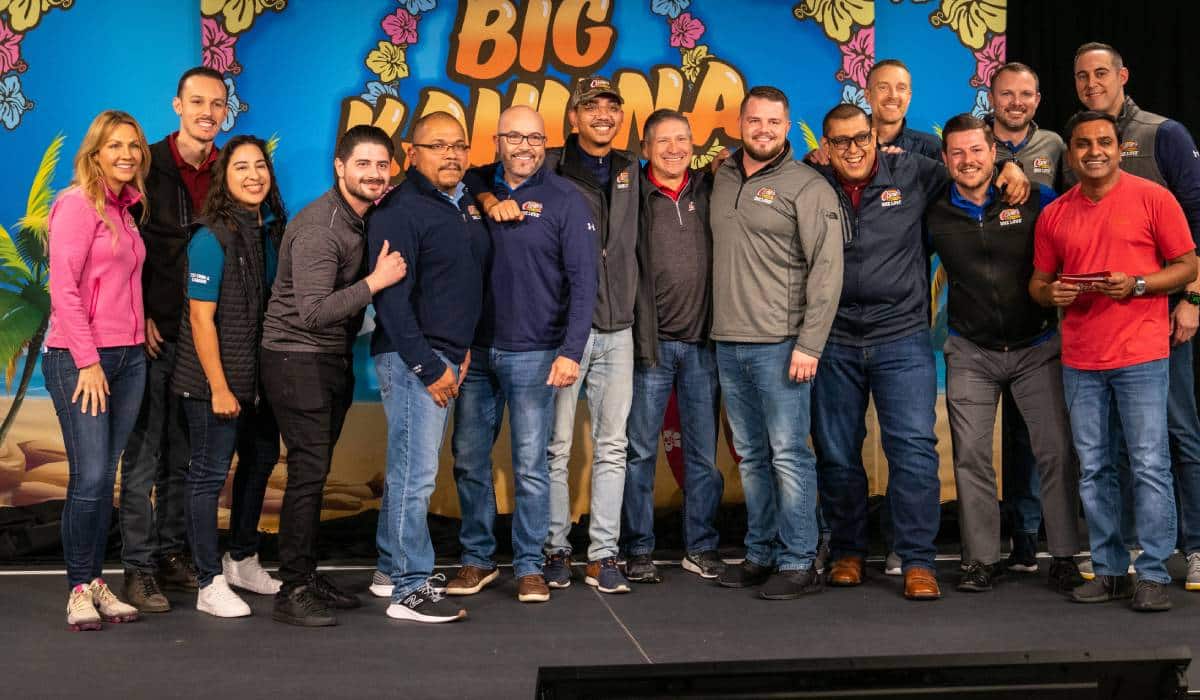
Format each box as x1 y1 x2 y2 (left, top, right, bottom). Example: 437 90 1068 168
651 0 690 18
222 77 247 132
0 74 30 130
403 0 436 14
971 89 991 119
841 83 870 113
360 81 398 107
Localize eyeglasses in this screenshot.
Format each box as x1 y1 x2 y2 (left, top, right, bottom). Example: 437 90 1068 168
413 142 470 155
827 132 874 152
497 132 547 146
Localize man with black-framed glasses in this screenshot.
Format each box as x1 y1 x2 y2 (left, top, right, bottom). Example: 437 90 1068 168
446 105 597 604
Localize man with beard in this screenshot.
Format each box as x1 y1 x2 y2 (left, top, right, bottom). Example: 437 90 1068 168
262 125 408 626
446 106 597 604
1031 110 1196 612
1073 42 1200 592
369 113 490 623
119 66 225 611
925 115 1082 595
710 86 844 600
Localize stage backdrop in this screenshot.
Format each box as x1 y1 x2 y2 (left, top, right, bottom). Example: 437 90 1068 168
0 0 1006 530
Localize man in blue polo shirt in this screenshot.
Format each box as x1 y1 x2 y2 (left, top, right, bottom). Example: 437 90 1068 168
446 105 597 604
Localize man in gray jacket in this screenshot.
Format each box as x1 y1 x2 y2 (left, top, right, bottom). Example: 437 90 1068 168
261 125 408 626
711 86 844 600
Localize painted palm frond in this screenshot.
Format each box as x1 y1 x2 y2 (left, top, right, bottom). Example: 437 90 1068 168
16 133 65 244
0 288 46 390
932 123 943 139
266 133 280 160
0 223 31 278
798 120 820 154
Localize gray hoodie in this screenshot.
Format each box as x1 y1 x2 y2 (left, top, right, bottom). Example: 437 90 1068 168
710 143 844 358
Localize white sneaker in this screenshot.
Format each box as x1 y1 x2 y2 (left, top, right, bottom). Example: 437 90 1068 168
1187 552 1200 591
88 578 139 623
222 553 281 595
884 552 902 576
369 570 393 598
67 584 102 631
197 575 252 618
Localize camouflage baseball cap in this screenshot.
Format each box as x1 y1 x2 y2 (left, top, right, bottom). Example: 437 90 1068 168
569 75 623 109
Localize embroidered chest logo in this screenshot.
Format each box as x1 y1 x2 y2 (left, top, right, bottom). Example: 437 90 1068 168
616 171 631 191
998 208 1023 226
521 200 544 217
123 211 138 231
880 188 903 207
466 204 482 221
687 200 696 212
753 187 776 205
1120 140 1140 157
1032 156 1051 174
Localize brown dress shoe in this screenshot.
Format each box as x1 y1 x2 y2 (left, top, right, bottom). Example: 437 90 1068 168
517 574 550 603
828 556 865 586
904 567 942 600
445 565 499 596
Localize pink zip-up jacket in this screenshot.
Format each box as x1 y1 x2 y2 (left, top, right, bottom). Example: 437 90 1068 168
46 185 146 368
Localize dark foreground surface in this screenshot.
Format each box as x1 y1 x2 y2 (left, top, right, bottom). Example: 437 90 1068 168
3 556 1198 698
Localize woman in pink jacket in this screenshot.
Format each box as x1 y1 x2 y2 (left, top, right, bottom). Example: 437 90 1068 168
43 110 151 630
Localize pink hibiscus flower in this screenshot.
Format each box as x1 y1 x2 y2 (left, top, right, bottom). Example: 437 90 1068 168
669 12 705 49
0 19 23 74
201 17 237 74
382 9 419 46
970 34 1006 88
837 26 874 88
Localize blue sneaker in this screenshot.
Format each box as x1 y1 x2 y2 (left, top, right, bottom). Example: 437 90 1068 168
586 557 631 594
544 550 573 589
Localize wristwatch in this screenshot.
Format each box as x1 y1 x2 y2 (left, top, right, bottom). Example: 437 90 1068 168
1186 291 1200 306
1133 276 1147 297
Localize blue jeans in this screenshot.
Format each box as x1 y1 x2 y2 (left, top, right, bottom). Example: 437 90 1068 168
812 330 941 571
547 329 634 561
452 347 556 579
376 351 457 599
1063 359 1175 584
621 340 722 556
182 396 241 588
1166 338 1200 554
716 340 818 571
228 395 279 561
44 347 146 588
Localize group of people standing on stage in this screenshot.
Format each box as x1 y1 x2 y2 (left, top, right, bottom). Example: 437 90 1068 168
44 39 1200 631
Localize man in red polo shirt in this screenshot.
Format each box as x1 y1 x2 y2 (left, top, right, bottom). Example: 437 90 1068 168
1031 110 1197 612
118 66 227 611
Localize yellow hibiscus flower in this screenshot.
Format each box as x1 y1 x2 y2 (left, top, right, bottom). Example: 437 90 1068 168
792 0 874 44
680 45 712 83
929 0 1006 50
366 41 409 84
0 0 73 33
201 0 287 35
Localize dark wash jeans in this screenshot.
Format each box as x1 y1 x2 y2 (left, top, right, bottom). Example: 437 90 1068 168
119 339 190 572
43 346 146 588
182 391 278 588
261 348 354 589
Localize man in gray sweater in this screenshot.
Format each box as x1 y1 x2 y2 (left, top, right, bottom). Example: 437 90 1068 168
711 86 845 600
261 125 408 626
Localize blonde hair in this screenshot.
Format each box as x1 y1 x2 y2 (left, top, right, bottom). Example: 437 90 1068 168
70 110 151 240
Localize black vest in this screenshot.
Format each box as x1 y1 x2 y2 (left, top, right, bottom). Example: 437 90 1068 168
1116 97 1168 186
927 189 1055 351
172 210 280 403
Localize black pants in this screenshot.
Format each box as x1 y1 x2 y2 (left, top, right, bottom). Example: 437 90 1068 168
261 348 355 589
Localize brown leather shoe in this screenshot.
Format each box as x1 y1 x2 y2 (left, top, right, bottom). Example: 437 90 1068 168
827 556 864 586
904 567 942 600
445 565 499 596
517 574 550 603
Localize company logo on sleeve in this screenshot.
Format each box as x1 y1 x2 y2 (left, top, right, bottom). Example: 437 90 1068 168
1032 156 1051 174
521 200 544 217
753 187 776 204
880 188 902 207
998 208 1023 226
189 272 211 286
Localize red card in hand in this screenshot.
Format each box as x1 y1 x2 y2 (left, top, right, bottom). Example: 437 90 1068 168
1059 271 1111 292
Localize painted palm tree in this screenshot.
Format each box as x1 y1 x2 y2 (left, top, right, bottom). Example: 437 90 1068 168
0 134 63 444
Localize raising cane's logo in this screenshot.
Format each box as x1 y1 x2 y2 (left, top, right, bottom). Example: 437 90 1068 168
753 186 776 204
1121 140 1140 157
467 204 482 220
880 188 902 207
616 170 631 190
521 200 544 217
998 208 1023 226
1032 156 1051 174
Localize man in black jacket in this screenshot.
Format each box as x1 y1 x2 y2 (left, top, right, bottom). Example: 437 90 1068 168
620 110 723 584
119 66 225 611
927 114 1082 595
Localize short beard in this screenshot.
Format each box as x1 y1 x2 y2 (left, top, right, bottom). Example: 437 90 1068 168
744 140 786 164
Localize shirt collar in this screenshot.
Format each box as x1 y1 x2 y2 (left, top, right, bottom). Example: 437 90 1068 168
645 165 690 200
167 131 219 173
949 183 996 218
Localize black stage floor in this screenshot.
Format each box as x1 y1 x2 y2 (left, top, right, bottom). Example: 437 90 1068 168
2 556 1197 698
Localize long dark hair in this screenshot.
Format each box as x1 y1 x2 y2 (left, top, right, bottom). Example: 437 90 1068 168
200 134 287 246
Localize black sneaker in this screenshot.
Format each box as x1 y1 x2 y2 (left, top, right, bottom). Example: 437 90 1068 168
1047 557 1084 594
1071 574 1133 603
157 552 199 592
623 554 662 584
1005 532 1039 573
957 561 997 593
717 560 772 588
1130 580 1172 612
123 568 170 613
682 551 726 579
273 585 337 627
306 572 362 610
386 583 466 623
760 568 823 600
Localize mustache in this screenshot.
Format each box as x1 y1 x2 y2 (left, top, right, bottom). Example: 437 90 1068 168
438 163 463 171
510 150 536 160
589 120 614 128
